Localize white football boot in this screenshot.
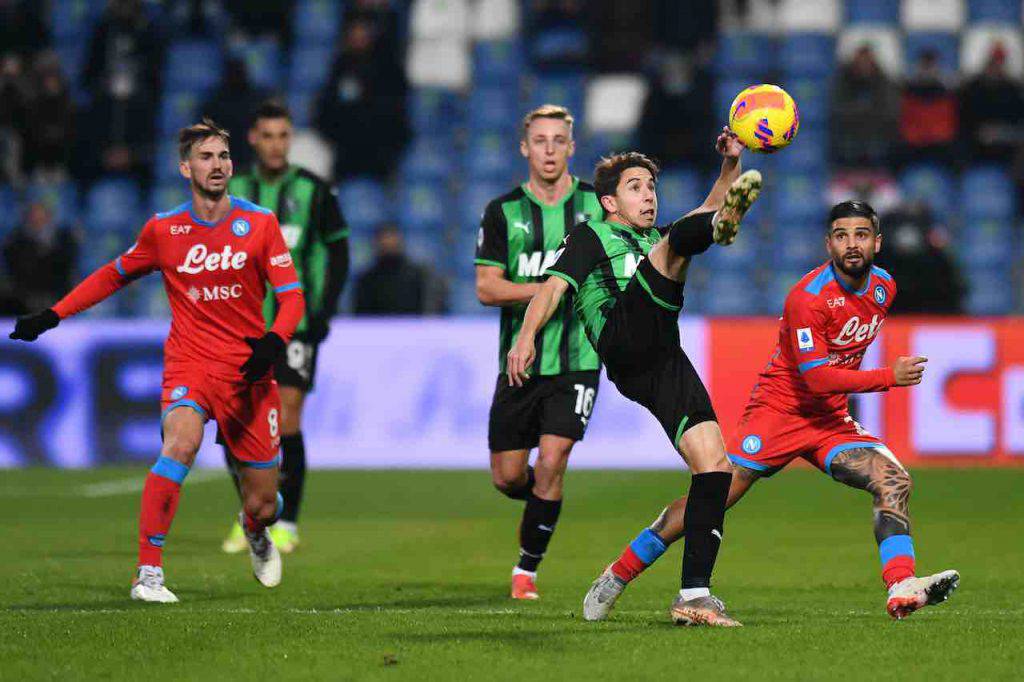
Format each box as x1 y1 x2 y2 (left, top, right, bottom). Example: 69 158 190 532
240 512 282 588
582 565 628 621
886 569 960 620
130 565 179 603
713 169 762 246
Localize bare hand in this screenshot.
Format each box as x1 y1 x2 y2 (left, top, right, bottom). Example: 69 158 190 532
892 356 927 386
716 126 743 160
506 337 536 387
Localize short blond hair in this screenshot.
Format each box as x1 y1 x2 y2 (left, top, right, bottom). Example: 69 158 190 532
178 118 230 160
521 104 574 139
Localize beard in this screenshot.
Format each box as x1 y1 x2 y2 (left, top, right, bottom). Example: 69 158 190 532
833 250 873 279
193 177 227 201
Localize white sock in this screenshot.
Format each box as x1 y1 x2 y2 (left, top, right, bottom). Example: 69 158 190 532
512 567 537 579
680 587 710 601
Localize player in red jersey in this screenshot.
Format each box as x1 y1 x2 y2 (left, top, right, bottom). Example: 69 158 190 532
583 200 959 622
9 120 305 603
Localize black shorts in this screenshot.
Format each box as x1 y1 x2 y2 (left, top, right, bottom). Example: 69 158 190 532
597 257 716 446
488 370 600 452
273 337 320 393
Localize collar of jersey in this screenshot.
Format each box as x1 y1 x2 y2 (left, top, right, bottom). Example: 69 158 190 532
189 197 237 228
520 176 579 208
251 164 297 185
829 262 870 296
598 218 650 240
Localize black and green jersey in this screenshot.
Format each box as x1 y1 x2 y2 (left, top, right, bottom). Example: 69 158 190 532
229 165 349 337
474 178 603 376
546 218 675 347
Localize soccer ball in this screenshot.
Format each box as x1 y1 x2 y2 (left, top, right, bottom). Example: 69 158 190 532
728 84 800 153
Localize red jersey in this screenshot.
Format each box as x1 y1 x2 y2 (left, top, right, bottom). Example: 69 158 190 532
53 197 305 380
747 261 897 416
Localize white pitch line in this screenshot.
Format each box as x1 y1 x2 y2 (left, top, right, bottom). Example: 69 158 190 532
80 469 225 498
7 607 522 616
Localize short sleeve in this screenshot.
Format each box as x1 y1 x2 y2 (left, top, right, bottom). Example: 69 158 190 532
262 214 303 294
544 225 604 291
116 219 160 278
317 183 349 243
474 200 508 269
784 291 831 374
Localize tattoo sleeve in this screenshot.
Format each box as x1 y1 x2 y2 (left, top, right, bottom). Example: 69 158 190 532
830 447 912 543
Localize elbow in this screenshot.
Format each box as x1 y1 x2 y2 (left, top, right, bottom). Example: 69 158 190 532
476 282 496 306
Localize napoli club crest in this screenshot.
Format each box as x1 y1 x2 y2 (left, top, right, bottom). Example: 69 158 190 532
741 435 762 455
170 386 189 400
874 284 886 305
231 219 251 237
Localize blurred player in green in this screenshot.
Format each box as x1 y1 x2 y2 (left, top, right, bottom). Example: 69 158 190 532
475 105 603 599
222 100 349 554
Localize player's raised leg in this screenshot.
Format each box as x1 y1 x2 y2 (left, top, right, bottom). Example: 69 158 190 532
237 463 283 588
131 405 205 603
828 446 959 619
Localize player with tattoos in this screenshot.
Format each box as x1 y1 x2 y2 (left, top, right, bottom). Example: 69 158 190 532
583 200 959 622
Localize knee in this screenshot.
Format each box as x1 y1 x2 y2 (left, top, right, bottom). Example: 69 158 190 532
244 492 279 526
491 470 523 495
161 435 200 466
871 467 913 501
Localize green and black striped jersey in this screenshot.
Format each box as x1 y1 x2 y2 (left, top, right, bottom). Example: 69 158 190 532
475 177 603 376
546 218 673 347
229 165 348 338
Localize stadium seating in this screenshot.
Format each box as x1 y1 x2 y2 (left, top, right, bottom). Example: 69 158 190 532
469 0 520 41
964 271 1015 315
779 34 836 77
584 75 648 134
968 0 1021 23
85 179 142 234
401 137 457 182
473 41 523 85
714 33 775 75
846 0 900 24
960 166 1016 220
900 165 958 217
338 178 391 232
464 132 519 180
777 0 842 32
293 0 341 45
407 39 471 90
901 0 966 32
235 38 283 91
164 41 224 94
0 185 18 237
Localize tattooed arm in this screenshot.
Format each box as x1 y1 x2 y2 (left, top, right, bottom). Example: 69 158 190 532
829 447 913 542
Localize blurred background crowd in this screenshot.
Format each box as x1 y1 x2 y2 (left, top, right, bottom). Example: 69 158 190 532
1 0 1022 318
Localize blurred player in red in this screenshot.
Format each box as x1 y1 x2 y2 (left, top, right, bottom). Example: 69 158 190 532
9 120 305 603
583 200 959 622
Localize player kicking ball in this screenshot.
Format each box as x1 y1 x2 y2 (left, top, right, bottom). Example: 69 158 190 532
508 133 761 626
582 200 958 622
9 120 305 602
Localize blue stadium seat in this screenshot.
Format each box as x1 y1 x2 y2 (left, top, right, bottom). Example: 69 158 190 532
235 38 282 91
784 77 828 125
961 166 1015 219
165 41 223 94
289 45 335 93
85 180 142 232
904 33 960 72
0 185 19 236
152 140 182 184
775 129 827 172
339 178 391 232
766 267 818 313
463 132 518 180
293 0 341 45
150 184 190 217
703 224 759 272
458 180 509 234
779 34 835 77
846 0 900 23
525 73 585 116
969 0 1021 22
716 79 753 123
701 272 762 316
409 88 462 134
773 223 825 271
403 232 447 265
450 275 488 315
53 43 87 98
964 270 1015 315
397 181 449 233
770 173 829 224
26 181 78 226
575 131 631 172
958 220 1016 268
657 167 702 221
157 92 201 135
285 91 314 128
50 0 101 40
468 87 520 132
714 32 775 75
530 28 589 65
400 137 456 181
474 41 523 85
900 165 957 216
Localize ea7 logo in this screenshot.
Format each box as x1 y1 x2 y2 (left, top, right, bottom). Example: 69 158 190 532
177 244 248 274
517 249 562 277
170 224 192 235
827 296 845 308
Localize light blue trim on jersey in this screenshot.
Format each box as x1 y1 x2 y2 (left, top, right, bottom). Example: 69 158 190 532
831 263 870 296
230 195 273 215
798 357 829 373
236 455 281 469
871 265 893 281
155 202 190 220
151 455 190 484
189 204 219 227
115 257 126 277
629 528 668 565
161 399 208 424
803 266 835 295
726 452 772 471
823 441 886 477
878 534 915 565
274 282 302 294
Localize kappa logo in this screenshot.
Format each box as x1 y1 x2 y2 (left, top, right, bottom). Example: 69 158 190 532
177 244 248 274
231 218 251 237
170 224 192 235
796 327 814 351
874 284 887 306
270 252 293 268
170 385 189 400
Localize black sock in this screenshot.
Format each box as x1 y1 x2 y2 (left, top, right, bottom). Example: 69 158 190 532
223 447 243 503
668 211 715 257
517 493 562 572
681 471 731 589
502 465 536 501
279 432 306 523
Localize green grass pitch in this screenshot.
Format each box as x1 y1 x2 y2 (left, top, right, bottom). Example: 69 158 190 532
2 467 1022 680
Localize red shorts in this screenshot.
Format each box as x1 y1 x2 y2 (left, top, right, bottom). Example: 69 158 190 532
725 403 887 477
161 365 281 466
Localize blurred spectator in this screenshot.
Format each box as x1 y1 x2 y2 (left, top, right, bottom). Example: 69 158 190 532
831 45 899 168
21 53 76 181
960 43 1024 164
0 53 29 183
223 0 294 47
637 51 716 167
528 0 590 69
654 0 715 54
348 0 402 59
899 48 958 165
165 0 229 36
315 17 409 180
875 201 965 314
200 58 270 171
828 169 902 216
354 224 448 315
0 0 48 63
2 200 80 314
587 1 656 71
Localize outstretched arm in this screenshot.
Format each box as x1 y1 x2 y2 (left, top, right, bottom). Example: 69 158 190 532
802 356 925 395
506 276 569 386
